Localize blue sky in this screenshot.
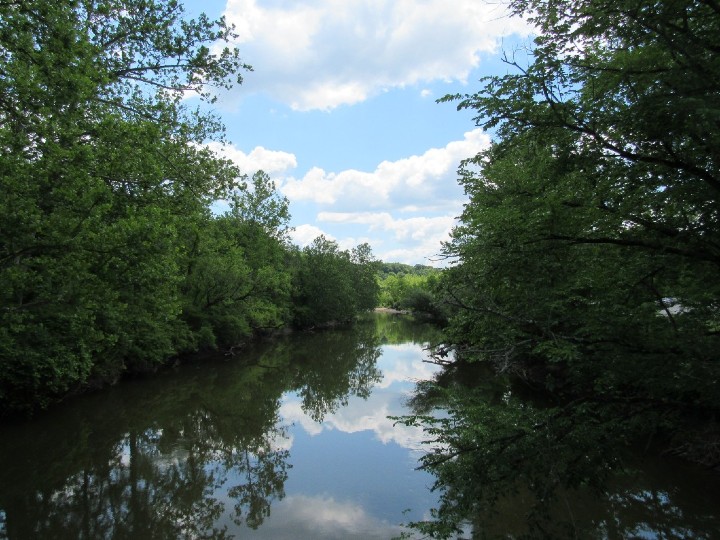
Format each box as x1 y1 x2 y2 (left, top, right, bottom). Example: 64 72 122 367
184 0 533 265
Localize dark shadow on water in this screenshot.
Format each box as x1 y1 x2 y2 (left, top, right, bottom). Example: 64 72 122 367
401 359 720 539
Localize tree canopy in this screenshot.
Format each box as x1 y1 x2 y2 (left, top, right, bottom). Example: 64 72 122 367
402 0 720 536
291 236 380 329
0 0 379 416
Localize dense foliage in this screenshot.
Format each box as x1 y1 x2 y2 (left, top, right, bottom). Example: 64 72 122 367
377 262 446 320
292 237 380 329
400 0 720 536
0 0 378 416
377 262 437 280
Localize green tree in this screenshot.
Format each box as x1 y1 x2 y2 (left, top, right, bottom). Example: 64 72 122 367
291 237 379 329
0 0 248 414
229 170 292 242
224 171 294 332
406 0 720 536
180 171 293 349
377 267 446 320
350 242 381 312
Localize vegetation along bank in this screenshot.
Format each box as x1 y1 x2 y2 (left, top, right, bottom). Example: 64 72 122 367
2 4 719 534
0 0 379 416
393 0 720 535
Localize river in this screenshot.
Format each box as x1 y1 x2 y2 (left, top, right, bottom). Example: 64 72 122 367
0 312 717 539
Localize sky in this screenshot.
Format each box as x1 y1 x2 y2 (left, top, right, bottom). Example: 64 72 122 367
184 0 534 266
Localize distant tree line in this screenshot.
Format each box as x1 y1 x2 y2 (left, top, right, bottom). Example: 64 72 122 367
0 0 378 416
377 262 437 280
376 263 447 321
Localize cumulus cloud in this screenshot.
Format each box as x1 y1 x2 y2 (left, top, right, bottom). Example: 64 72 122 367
252 494 407 538
223 0 532 110
376 344 442 388
379 243 453 266
281 495 377 532
281 128 490 211
283 167 389 206
289 223 334 247
205 130 492 265
279 342 443 451
318 212 455 241
205 141 297 176
317 212 457 264
324 393 429 450
281 389 430 451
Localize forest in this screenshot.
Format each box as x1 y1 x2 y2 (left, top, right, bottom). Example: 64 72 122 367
0 0 379 416
1 0 719 534
394 0 720 536
376 262 446 319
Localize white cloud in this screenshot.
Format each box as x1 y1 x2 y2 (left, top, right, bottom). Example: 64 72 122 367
282 495 372 531
216 491 413 538
205 130 492 265
281 390 430 451
279 342 443 451
379 243 452 266
318 212 457 264
318 212 454 241
223 0 532 110
205 141 297 176
324 394 429 450
282 167 389 206
289 223 335 247
252 494 408 538
377 344 442 388
281 399 325 437
281 129 491 211
288 226 370 254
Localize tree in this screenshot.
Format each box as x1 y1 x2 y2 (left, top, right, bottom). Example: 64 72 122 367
291 237 379 329
377 265 445 320
350 243 381 312
405 0 720 536
229 170 292 242
0 0 249 414
180 172 293 349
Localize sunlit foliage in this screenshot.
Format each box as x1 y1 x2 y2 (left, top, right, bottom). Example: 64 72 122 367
0 0 380 416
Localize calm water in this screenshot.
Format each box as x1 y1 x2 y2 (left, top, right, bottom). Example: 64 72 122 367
0 313 718 539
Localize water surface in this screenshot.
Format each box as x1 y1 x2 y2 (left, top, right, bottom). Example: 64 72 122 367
0 313 717 539
0 313 442 539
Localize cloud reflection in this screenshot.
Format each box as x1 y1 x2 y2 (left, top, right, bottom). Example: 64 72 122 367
280 342 441 452
235 494 408 539
376 343 441 388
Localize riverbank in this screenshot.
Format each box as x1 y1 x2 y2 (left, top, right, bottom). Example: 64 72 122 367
373 307 409 314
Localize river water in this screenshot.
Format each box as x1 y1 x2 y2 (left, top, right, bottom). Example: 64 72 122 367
0 312 717 539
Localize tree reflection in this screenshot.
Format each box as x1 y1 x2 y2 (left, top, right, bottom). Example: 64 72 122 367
0 367 289 538
288 323 383 422
0 324 383 539
399 363 720 539
371 311 444 346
